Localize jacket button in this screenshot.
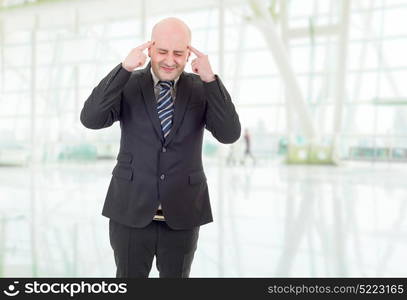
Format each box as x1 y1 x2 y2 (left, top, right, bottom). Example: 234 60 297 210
162 147 167 153
160 174 165 180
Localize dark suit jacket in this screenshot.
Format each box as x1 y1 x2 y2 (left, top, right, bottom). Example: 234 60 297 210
80 61 241 229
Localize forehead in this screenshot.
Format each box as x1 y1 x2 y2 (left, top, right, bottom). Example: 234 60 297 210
156 47 186 53
155 39 188 49
153 30 189 48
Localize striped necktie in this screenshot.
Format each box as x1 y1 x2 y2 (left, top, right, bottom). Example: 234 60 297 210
157 80 175 139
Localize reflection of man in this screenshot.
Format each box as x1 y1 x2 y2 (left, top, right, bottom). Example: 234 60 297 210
80 17 241 277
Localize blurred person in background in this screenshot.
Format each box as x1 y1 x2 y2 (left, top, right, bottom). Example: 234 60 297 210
241 128 256 166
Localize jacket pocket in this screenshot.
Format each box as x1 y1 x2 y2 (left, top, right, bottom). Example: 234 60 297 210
116 152 133 163
112 165 133 181
188 170 207 185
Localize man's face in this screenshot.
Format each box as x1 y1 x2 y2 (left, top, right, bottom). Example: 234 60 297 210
148 34 190 81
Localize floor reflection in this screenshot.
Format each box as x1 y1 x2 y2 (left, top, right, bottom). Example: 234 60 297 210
0 159 407 277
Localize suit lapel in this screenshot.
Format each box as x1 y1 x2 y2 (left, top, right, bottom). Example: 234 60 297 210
140 63 164 143
139 62 192 146
164 72 192 147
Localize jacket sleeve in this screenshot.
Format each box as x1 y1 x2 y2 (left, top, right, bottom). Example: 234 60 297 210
80 63 131 129
204 75 241 144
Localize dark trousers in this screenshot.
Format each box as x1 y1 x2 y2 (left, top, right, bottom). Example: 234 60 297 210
109 218 200 278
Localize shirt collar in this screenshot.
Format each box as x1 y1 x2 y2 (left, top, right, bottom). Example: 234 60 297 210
150 67 180 87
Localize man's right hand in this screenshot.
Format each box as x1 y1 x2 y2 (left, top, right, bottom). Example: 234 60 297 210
122 41 152 72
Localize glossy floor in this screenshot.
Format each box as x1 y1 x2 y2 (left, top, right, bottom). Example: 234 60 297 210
0 159 406 277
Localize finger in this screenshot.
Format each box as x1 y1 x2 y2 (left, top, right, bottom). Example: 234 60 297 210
137 41 152 50
188 45 204 57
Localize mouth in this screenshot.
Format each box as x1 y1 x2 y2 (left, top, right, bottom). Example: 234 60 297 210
161 66 176 73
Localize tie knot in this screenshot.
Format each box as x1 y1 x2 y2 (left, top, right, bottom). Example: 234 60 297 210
158 80 174 90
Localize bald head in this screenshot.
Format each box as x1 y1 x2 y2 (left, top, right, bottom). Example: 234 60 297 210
148 17 192 81
151 17 191 44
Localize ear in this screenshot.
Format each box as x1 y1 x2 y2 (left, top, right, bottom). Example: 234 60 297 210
148 41 154 57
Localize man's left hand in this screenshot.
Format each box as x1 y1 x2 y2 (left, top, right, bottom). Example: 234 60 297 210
189 46 216 83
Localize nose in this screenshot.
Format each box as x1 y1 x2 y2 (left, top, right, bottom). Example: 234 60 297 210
164 54 175 66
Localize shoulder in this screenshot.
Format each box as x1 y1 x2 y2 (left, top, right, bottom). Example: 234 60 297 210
129 68 146 80
123 68 148 90
185 72 200 81
183 72 205 88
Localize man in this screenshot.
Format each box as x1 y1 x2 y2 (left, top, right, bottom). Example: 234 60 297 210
80 17 241 278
